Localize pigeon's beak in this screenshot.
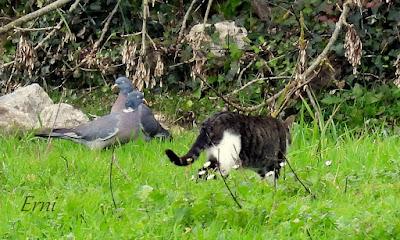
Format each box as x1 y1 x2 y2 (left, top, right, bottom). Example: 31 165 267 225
111 84 119 93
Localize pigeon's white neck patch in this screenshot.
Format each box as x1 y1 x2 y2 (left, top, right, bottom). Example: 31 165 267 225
123 107 135 113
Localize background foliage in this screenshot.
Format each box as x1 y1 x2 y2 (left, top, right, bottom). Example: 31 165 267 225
0 0 399 126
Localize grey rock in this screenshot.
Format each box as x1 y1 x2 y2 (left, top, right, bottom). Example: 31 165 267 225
40 103 89 129
0 84 88 133
0 83 53 120
0 105 36 132
187 21 248 57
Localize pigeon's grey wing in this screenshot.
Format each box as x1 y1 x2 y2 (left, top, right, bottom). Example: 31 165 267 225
139 104 171 139
73 113 120 141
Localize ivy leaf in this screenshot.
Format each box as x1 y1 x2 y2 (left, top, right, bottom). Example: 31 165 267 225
352 84 364 98
321 96 342 105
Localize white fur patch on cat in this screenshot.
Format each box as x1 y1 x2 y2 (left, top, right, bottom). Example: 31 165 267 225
265 170 276 185
206 130 241 176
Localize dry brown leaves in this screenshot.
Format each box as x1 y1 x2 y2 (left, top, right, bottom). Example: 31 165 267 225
122 40 138 77
15 36 37 77
154 53 164 87
394 54 400 88
344 24 362 74
121 39 164 90
351 0 362 8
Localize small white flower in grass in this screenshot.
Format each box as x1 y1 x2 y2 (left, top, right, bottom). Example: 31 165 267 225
203 161 211 168
325 160 332 166
233 164 240 169
66 232 75 240
138 185 153 201
279 162 286 167
198 170 206 176
293 218 300 223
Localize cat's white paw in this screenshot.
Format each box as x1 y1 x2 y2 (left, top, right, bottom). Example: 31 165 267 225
206 174 216 180
203 161 211 168
264 171 277 186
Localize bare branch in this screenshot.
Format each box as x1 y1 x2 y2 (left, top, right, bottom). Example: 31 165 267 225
178 0 198 41
92 0 121 51
0 0 72 34
13 25 61 32
302 1 352 79
109 149 118 209
203 0 214 25
68 0 81 12
225 76 292 97
140 0 149 56
34 20 63 50
268 0 354 115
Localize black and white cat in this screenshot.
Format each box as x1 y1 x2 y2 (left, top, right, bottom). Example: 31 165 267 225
165 111 294 181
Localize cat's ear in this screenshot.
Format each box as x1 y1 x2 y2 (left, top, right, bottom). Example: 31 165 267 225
283 115 296 129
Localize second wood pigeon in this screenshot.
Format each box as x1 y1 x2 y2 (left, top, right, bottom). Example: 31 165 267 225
111 76 135 113
138 103 171 141
111 76 171 140
36 91 145 150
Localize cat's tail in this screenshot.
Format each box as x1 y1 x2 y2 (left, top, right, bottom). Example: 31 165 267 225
165 128 208 166
165 149 193 166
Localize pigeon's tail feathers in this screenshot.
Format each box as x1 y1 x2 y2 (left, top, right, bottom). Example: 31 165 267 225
156 128 172 140
35 128 82 139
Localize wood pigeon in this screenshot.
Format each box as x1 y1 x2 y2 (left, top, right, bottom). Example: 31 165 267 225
111 76 135 113
138 103 171 141
36 91 145 150
111 76 171 140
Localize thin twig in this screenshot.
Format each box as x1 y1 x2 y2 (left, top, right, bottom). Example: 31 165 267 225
13 25 60 32
197 75 253 112
206 133 242 209
0 61 15 69
68 0 81 12
146 32 157 50
213 0 354 114
109 148 118 209
237 58 256 86
178 0 198 41
306 228 313 240
225 76 292 97
0 0 72 34
281 153 315 198
168 57 197 68
113 157 133 182
218 166 243 209
92 0 121 51
140 0 148 56
34 20 63 50
194 0 206 13
302 1 352 79
61 155 69 171
45 90 65 152
202 0 213 25
121 32 142 38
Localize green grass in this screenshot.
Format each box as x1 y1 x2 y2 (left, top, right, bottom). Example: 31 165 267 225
1 124 400 239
